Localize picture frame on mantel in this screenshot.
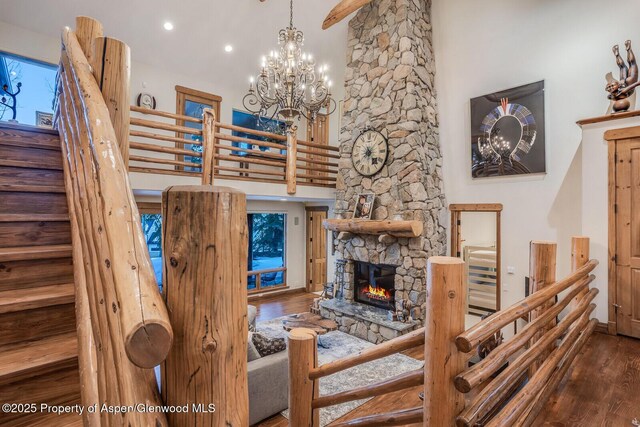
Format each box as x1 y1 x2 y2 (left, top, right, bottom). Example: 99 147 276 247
353 193 375 219
470 81 546 179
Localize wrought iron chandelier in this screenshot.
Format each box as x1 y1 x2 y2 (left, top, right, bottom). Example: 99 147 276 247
243 0 336 126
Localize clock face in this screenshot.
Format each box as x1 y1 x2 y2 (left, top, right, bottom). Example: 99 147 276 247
351 130 388 176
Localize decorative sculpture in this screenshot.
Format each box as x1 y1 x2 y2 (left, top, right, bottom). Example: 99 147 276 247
1 82 22 122
606 40 639 113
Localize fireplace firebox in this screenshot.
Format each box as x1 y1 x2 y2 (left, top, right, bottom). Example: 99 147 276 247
353 261 396 311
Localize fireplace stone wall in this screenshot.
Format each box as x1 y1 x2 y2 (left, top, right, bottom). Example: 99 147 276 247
332 0 447 323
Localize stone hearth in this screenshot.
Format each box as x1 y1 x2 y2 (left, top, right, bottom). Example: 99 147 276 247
327 0 447 343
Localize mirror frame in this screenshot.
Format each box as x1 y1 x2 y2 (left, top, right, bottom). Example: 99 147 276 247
449 203 503 311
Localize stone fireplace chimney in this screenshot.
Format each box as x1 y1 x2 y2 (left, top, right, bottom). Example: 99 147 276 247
332 0 447 326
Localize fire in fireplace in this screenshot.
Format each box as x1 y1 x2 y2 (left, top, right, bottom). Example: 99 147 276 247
353 261 396 311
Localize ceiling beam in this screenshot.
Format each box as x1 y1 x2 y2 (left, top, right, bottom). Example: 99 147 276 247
322 0 374 30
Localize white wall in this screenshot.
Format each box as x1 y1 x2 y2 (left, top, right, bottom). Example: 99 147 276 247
460 212 497 249
432 0 640 321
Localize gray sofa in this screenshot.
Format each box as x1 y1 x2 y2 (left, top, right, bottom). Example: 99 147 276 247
247 305 289 425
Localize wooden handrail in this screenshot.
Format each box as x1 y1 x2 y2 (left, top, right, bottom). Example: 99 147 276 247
485 318 598 426
57 18 171 425
456 297 597 426
130 104 202 123
215 131 287 151
298 139 340 152
455 258 598 353
130 141 203 157
217 122 287 141
309 326 425 380
312 368 423 409
454 274 595 393
131 116 202 135
330 406 424 427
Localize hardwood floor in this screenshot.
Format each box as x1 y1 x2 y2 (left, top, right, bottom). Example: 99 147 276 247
251 292 640 427
533 332 640 426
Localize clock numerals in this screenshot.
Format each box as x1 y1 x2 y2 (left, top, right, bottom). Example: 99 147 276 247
352 130 388 177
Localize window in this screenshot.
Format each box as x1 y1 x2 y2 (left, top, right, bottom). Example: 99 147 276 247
0 51 57 125
175 85 221 171
139 203 163 292
247 213 286 292
231 109 286 157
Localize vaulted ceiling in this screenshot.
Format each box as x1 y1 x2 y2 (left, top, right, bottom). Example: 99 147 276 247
0 0 349 97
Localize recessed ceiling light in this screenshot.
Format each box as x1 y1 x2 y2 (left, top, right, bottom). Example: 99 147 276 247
280 198 287 202
224 45 233 53
163 22 174 31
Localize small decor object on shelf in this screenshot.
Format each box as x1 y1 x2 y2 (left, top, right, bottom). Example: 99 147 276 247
352 193 375 219
243 0 336 126
1 82 22 122
470 81 545 178
136 92 157 110
35 111 53 128
352 128 388 177
606 40 638 114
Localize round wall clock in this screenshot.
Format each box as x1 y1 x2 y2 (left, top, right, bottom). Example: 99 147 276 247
351 129 388 176
136 92 157 110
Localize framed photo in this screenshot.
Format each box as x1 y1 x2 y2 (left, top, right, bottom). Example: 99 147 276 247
470 81 545 178
35 111 53 128
353 193 375 219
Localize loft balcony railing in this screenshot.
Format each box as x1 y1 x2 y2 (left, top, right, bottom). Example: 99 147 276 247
128 105 339 193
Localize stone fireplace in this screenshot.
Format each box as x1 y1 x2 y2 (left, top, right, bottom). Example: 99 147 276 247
353 261 396 311
319 0 446 343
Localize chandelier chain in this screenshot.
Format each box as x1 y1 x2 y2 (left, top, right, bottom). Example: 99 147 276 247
289 0 293 28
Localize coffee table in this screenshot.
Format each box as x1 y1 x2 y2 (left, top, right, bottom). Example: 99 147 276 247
282 312 338 347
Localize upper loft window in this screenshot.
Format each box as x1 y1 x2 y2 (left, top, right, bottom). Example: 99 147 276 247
0 51 57 126
175 85 221 171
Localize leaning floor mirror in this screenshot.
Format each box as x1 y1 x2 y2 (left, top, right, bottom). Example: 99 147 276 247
449 204 503 328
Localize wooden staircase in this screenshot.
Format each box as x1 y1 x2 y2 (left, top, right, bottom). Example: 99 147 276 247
0 122 82 426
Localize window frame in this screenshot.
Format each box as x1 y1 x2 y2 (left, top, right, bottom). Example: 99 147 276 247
247 211 288 294
175 85 222 170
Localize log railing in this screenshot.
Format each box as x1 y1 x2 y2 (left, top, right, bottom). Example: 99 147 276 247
128 106 339 193
55 17 172 426
287 236 599 426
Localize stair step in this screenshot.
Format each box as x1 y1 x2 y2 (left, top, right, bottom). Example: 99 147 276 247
0 333 77 386
0 145 63 171
0 244 72 262
0 214 69 222
0 283 75 315
0 365 80 426
0 191 69 217
3 409 83 427
0 221 72 248
0 166 65 193
0 123 60 151
0 257 74 291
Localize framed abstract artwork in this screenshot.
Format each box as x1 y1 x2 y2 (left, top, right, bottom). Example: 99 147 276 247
470 81 545 178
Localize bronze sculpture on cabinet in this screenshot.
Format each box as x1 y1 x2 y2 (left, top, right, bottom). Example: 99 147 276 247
606 40 639 113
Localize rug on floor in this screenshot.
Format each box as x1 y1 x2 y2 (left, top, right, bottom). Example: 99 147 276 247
256 315 423 427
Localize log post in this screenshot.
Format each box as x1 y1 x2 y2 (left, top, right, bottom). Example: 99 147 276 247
571 236 590 307
423 256 466 426
288 327 319 427
90 36 131 167
286 125 298 195
201 108 216 185
528 241 557 376
74 16 103 64
162 185 249 426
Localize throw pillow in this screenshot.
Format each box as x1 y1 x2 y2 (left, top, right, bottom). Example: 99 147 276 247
252 332 286 357
247 332 261 362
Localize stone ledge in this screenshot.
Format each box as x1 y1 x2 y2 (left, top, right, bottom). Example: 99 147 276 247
320 298 418 333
